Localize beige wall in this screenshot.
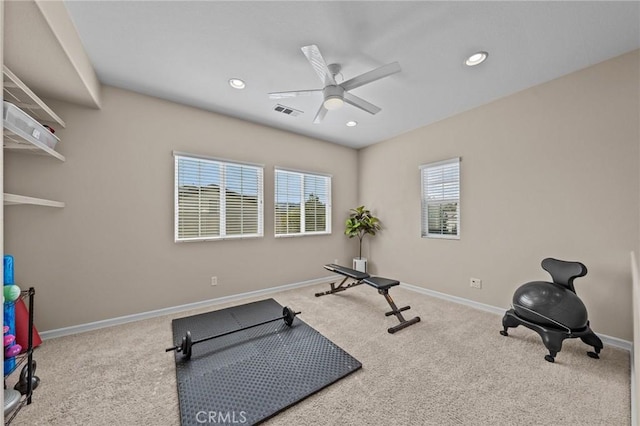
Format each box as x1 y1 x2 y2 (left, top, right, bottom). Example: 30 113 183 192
359 50 640 341
4 49 638 340
4 86 358 331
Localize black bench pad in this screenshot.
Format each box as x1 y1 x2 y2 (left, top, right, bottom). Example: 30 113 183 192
323 264 399 290
324 264 370 280
363 277 400 290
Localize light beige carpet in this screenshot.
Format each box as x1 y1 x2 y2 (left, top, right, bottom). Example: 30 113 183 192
7 283 630 425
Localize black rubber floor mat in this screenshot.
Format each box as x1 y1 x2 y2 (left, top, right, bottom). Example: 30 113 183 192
171 298 362 425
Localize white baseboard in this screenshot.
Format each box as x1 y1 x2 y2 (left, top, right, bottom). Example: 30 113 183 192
40 275 634 354
40 275 335 340
400 282 633 352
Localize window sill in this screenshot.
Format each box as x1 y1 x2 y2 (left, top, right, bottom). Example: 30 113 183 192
422 234 460 240
175 234 263 242
275 232 332 238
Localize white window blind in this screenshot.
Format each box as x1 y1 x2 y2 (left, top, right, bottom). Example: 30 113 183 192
275 169 331 236
421 157 460 239
174 154 263 241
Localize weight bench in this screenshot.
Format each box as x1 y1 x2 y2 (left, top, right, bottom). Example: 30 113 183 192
317 264 420 334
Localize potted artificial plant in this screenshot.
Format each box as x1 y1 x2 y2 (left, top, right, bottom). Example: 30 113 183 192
344 206 381 272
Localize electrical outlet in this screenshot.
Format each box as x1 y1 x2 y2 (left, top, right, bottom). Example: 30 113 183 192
334 259 339 265
470 278 482 289
211 276 218 286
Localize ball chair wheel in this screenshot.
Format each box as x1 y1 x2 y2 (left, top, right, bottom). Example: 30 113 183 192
499 330 508 336
544 355 555 363
587 351 600 359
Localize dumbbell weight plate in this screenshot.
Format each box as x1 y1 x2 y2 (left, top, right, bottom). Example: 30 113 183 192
283 306 295 326
181 331 193 360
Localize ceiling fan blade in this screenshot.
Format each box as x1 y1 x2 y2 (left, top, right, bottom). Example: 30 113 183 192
301 44 336 86
268 89 321 99
343 92 381 115
313 104 328 124
340 62 401 92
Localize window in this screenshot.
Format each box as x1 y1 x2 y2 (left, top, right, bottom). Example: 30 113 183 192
275 168 331 236
174 153 263 241
421 157 460 239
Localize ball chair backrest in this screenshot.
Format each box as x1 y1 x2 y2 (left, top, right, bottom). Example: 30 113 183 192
541 258 587 294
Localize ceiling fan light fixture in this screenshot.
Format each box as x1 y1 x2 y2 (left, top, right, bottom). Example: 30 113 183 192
229 78 246 89
323 96 344 110
271 45 401 123
465 51 488 67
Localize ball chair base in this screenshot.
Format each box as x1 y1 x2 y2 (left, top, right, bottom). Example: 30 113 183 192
500 308 603 363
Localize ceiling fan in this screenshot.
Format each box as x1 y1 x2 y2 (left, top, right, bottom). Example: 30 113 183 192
269 44 401 124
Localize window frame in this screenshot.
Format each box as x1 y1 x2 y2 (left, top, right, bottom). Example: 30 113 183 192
174 152 264 242
274 167 332 238
420 157 461 240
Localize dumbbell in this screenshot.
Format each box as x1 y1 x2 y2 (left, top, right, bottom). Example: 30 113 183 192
166 306 300 360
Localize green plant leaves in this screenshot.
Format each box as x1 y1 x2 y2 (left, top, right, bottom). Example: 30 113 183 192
345 205 381 259
344 206 381 239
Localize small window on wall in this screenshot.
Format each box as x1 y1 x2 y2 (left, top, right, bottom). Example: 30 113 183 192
174 153 263 241
275 168 331 237
420 157 460 239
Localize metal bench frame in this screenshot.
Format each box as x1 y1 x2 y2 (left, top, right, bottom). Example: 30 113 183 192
317 264 421 334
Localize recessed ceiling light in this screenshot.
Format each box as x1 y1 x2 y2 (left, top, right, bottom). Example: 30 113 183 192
229 78 246 89
465 51 488 67
346 121 358 127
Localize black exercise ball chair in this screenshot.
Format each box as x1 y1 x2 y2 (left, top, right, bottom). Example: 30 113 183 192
500 258 603 363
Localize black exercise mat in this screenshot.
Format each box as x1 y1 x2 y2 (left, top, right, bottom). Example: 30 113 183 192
171 298 362 425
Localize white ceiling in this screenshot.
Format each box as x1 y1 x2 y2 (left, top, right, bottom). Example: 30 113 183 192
63 1 640 149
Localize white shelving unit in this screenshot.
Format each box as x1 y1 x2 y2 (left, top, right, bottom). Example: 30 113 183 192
3 66 65 129
3 65 65 207
3 123 64 161
3 193 65 208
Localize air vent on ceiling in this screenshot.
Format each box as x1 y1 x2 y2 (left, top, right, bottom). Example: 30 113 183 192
274 104 302 117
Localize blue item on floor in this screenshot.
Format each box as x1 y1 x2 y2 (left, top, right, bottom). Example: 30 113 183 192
4 255 14 285
4 255 17 374
4 301 16 374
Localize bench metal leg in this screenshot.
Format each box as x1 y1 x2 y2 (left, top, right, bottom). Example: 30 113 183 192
315 277 364 297
380 289 421 334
